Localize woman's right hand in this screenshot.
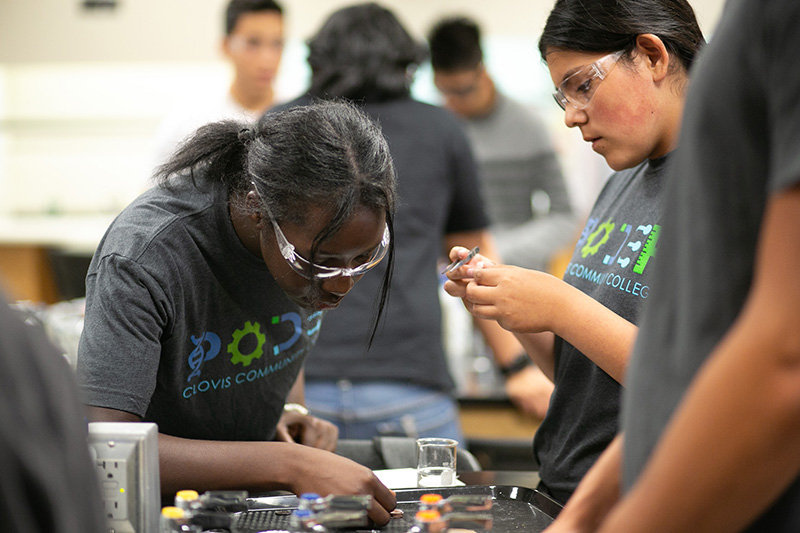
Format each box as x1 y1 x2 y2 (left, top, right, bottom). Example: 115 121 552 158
442 246 495 311
289 449 397 525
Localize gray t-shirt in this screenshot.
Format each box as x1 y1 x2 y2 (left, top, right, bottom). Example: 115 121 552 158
623 0 800 530
462 93 576 271
535 156 667 504
77 178 321 441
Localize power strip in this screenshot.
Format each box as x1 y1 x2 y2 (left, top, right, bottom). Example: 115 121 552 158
88 422 160 533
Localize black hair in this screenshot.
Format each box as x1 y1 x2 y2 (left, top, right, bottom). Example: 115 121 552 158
155 100 397 342
225 0 282 35
306 2 428 103
428 16 483 72
538 0 705 73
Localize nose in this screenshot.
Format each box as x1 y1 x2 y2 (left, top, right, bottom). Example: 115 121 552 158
564 105 587 129
258 42 283 67
320 275 355 298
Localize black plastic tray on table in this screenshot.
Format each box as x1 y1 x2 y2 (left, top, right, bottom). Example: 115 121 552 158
234 485 562 532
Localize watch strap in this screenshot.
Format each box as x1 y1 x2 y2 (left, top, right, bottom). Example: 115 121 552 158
499 353 533 377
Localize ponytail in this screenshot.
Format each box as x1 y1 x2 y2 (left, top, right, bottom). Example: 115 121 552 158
154 119 250 191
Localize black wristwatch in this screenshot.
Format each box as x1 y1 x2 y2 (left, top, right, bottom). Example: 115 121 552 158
499 353 533 377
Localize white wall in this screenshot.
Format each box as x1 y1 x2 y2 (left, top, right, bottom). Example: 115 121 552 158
0 0 726 216
0 0 726 62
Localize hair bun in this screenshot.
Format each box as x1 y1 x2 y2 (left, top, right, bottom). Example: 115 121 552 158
238 127 255 145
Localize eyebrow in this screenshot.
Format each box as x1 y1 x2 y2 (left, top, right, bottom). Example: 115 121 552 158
313 240 381 261
559 63 589 85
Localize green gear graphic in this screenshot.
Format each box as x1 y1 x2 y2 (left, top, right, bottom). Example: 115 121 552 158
581 219 614 258
228 321 266 367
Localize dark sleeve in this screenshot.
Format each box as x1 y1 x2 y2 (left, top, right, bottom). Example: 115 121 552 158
77 253 170 417
766 1 800 193
443 116 491 233
0 298 106 533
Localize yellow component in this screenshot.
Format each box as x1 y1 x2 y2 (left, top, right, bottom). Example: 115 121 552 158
416 509 442 521
119 488 125 494
176 490 199 501
420 494 443 506
161 506 185 519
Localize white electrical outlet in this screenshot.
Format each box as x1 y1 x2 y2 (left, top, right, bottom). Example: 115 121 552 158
98 456 130 520
88 422 160 533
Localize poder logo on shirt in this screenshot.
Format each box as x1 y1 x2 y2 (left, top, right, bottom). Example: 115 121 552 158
564 215 660 300
182 311 323 398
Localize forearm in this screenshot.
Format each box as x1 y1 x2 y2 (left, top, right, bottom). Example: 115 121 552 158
87 406 303 496
158 434 397 526
158 434 303 495
600 321 800 532
514 331 556 380
552 283 637 383
600 190 800 532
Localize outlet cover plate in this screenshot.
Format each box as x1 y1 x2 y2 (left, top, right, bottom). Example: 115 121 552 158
88 422 160 533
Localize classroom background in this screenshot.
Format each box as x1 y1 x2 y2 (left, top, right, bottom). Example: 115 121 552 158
0 0 725 219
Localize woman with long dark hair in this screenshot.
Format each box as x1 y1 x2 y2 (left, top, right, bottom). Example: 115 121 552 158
77 100 399 524
445 0 705 505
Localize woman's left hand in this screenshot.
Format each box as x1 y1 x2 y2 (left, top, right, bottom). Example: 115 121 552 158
276 410 339 452
465 264 565 334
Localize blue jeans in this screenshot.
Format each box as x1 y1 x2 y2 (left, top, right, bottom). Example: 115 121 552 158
304 380 464 444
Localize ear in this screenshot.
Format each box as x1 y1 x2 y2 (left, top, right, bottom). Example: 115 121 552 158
477 63 492 84
221 36 233 60
635 34 671 83
245 190 266 228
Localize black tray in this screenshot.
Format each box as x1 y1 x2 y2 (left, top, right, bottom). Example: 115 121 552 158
235 485 562 532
